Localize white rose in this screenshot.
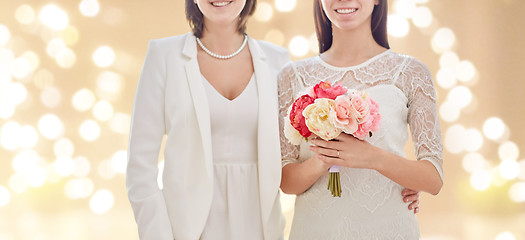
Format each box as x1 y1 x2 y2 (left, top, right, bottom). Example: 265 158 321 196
284 116 303 145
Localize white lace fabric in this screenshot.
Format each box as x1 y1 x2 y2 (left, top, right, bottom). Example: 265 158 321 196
278 50 443 239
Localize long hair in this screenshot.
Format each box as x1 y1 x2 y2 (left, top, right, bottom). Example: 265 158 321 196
314 0 390 53
185 0 257 38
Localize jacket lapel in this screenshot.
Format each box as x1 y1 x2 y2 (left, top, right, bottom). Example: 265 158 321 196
249 37 282 239
182 33 214 179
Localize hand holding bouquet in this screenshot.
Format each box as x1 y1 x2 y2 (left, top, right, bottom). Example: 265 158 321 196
284 81 381 197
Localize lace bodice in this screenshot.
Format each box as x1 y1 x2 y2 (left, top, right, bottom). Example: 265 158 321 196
277 50 443 239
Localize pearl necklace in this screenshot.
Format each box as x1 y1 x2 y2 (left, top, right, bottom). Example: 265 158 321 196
196 35 248 60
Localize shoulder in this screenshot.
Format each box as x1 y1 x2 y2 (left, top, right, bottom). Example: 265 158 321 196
146 33 192 54
278 57 319 80
389 51 432 76
253 39 289 58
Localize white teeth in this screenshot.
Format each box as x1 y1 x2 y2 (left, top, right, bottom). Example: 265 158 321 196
336 8 357 14
212 1 231 7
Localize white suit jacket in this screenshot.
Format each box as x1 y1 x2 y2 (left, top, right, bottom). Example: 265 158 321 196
126 33 291 240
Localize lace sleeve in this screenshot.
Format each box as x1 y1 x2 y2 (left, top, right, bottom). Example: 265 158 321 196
399 58 444 181
278 63 301 167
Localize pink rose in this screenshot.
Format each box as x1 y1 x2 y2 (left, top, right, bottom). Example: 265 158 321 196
368 98 381 132
303 86 316 98
350 93 370 124
313 81 348 100
330 95 358 134
289 94 315 138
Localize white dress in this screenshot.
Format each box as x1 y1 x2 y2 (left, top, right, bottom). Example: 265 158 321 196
200 75 264 240
277 50 444 239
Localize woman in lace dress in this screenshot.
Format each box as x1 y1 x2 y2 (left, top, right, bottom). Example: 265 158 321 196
278 0 443 239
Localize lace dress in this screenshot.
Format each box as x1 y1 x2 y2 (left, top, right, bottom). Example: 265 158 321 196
277 50 443 240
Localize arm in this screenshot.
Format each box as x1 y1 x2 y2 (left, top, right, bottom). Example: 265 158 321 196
126 40 174 240
309 59 443 195
277 63 329 195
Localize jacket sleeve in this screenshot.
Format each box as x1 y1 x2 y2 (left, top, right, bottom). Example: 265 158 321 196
126 40 174 240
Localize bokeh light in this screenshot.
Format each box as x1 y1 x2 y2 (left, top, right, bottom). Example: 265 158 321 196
92 46 115 68
499 159 520 180
508 182 525 203
46 38 66 58
72 88 96 111
288 36 309 57
254 2 273 22
431 28 456 53
498 141 519 161
60 26 80 46
0 185 11 207
447 86 472 109
64 178 94 199
265 29 285 46
53 138 75 157
483 117 505 141
39 4 69 31
54 156 75 177
92 100 114 121
15 4 36 25
111 150 127 174
455 60 476 84
38 114 65 140
495 232 516 240
462 152 489 173
18 125 39 149
444 124 467 154
96 71 123 99
275 0 296 12
471 170 492 191
79 120 101 141
0 25 10 45
436 67 456 89
79 0 101 17
55 47 76 68
40 86 62 108
387 14 410 38
411 6 433 28
89 189 114 215
10 58 32 79
464 128 483 152
1 121 21 151
109 112 131 134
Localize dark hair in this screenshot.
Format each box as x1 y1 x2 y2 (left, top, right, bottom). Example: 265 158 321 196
185 0 257 38
314 0 390 53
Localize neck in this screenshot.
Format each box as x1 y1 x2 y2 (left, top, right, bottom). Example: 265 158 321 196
199 20 245 55
323 22 385 63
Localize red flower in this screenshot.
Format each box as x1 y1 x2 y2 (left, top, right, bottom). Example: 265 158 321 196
289 95 315 137
313 81 348 100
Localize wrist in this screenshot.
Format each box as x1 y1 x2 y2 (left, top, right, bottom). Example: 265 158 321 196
372 147 389 171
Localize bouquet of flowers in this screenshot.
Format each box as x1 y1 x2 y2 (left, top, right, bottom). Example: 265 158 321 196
283 81 381 197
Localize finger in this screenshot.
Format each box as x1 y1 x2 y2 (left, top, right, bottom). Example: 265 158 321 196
316 153 345 166
414 207 419 214
408 200 419 210
402 189 418 196
309 145 339 158
403 193 419 203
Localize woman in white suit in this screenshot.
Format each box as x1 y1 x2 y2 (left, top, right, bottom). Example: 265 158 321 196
127 0 289 239
126 0 420 239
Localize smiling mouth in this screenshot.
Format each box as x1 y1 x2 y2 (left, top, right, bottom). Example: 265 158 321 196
211 1 232 7
336 8 357 14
